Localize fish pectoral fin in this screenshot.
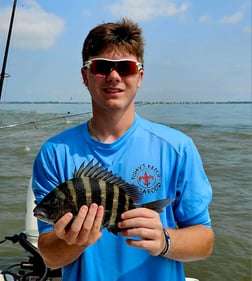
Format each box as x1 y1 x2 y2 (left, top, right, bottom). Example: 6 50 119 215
140 198 174 213
107 224 120 236
102 210 111 226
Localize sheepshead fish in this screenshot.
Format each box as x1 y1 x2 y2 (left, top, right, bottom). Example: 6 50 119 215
33 160 173 235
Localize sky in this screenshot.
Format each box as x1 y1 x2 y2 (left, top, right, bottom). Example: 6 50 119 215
0 0 251 102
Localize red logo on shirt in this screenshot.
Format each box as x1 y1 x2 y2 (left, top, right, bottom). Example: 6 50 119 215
131 164 161 194
139 172 154 187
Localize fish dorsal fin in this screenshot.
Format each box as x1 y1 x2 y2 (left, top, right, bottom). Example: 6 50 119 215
73 159 97 178
73 159 142 203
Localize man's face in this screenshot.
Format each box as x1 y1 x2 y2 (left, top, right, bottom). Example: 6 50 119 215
81 49 144 114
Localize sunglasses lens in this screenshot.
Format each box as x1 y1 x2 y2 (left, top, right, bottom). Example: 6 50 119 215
89 60 139 76
117 61 138 76
90 60 112 75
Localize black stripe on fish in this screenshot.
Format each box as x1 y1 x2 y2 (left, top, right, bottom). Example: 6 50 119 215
109 186 130 234
118 187 127 214
105 180 113 211
89 177 102 206
75 178 87 208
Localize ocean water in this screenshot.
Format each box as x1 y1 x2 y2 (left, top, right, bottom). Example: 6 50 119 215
0 102 251 281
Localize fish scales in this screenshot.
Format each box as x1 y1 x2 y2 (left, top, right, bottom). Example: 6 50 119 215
80 179 87 208
90 177 110 208
114 188 131 231
124 194 130 211
97 180 107 207
99 180 107 207
71 178 86 209
89 177 102 206
102 181 114 226
109 181 120 227
81 177 92 206
105 181 113 210
119 189 130 213
56 181 80 215
67 180 78 212
84 175 126 229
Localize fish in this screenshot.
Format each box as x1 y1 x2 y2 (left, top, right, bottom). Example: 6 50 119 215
33 159 174 235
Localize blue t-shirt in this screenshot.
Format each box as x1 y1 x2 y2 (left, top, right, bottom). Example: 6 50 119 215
32 114 212 281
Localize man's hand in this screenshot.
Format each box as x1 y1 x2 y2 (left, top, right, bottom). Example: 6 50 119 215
54 203 104 246
118 208 165 256
38 203 104 269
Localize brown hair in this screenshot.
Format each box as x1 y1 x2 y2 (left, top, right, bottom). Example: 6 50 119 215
82 18 145 64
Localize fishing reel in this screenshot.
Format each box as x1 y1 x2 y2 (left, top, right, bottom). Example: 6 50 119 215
0 232 61 281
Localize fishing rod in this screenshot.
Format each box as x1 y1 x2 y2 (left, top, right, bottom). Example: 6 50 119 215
0 102 148 130
0 111 92 129
0 0 17 100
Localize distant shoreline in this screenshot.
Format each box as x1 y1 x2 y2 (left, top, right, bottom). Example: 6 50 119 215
1 101 251 104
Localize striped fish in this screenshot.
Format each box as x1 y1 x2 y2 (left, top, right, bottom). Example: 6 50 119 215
33 160 173 235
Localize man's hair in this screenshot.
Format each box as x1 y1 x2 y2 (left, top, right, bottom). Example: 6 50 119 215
82 18 145 64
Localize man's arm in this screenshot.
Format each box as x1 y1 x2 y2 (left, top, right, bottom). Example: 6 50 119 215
162 224 214 261
119 208 214 261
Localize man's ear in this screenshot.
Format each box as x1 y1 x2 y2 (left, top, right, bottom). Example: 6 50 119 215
81 67 88 87
137 69 144 89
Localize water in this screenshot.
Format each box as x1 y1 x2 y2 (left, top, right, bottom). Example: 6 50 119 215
0 103 251 281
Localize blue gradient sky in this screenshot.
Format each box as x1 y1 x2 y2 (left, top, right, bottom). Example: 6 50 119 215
0 0 251 102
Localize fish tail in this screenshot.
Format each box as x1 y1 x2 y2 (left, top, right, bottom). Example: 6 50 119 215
140 198 174 213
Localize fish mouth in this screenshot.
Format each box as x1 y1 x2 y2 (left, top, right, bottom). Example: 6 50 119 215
33 209 49 222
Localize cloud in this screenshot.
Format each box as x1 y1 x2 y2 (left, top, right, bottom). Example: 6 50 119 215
0 0 64 49
107 0 189 21
199 15 211 24
242 26 252 33
219 3 251 25
82 9 92 17
219 11 243 24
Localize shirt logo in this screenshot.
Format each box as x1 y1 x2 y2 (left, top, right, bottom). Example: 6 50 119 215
131 164 161 194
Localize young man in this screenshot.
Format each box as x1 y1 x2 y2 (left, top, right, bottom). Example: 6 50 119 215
32 18 214 281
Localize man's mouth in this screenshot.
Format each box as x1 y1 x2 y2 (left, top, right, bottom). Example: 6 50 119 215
104 88 123 93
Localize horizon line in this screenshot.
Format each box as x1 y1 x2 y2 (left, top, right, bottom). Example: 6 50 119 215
1 101 251 104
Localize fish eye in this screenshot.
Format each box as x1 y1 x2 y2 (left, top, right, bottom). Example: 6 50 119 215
49 198 59 208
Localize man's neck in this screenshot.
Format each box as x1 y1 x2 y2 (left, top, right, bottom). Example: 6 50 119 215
89 108 135 143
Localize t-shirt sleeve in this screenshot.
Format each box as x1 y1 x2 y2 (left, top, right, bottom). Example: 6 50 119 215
173 138 212 228
32 143 60 234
